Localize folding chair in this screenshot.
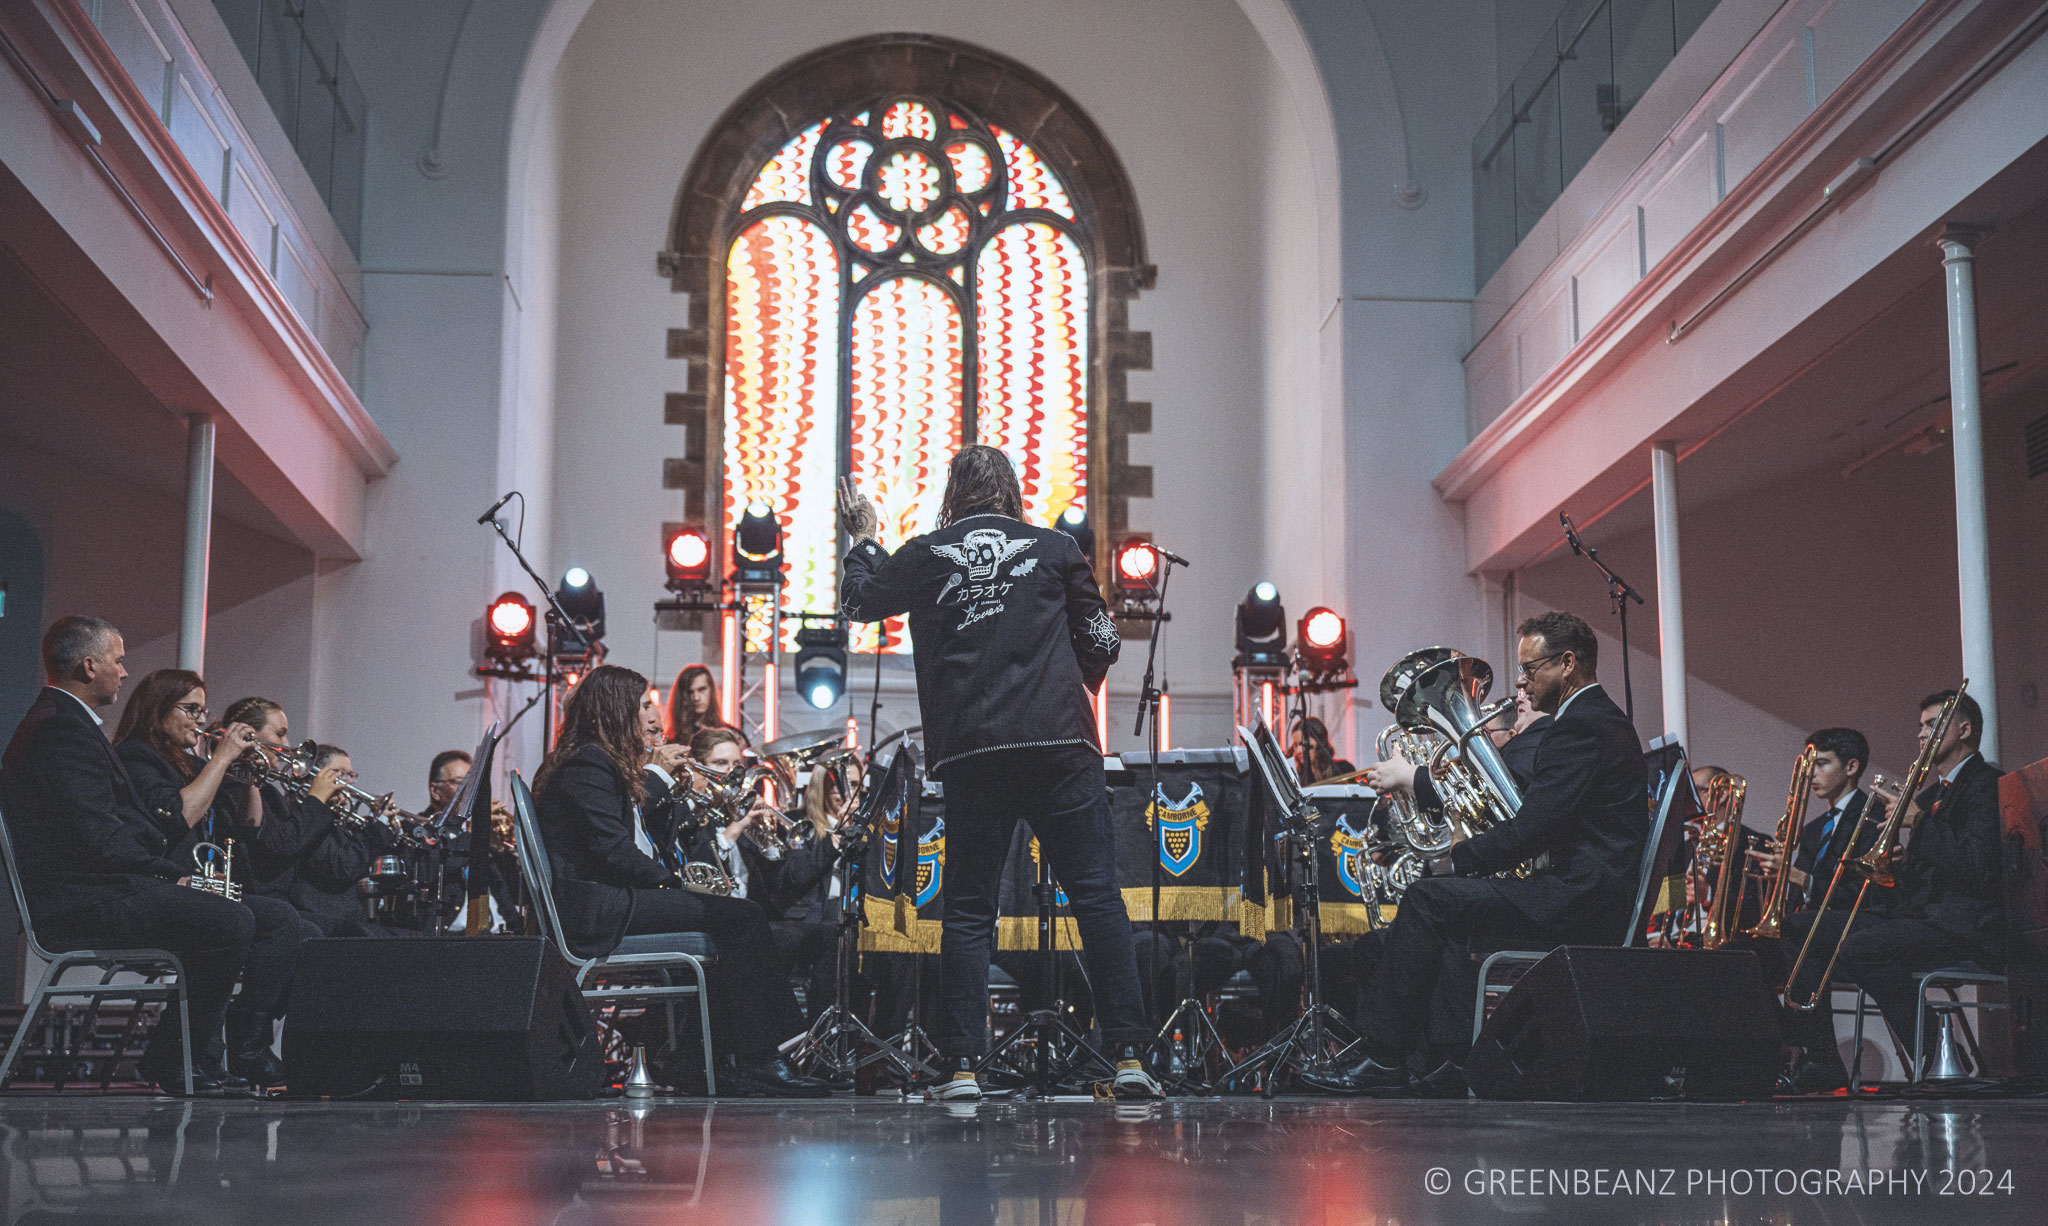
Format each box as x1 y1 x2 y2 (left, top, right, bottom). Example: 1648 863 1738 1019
0 802 193 1095
507 773 718 1094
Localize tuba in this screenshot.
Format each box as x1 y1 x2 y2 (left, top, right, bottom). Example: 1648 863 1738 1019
1744 744 1816 941
1695 772 1750 950
1395 656 1522 828
1786 682 1966 1010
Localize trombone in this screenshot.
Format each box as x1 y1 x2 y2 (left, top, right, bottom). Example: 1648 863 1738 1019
1744 744 1816 942
1785 682 1966 1010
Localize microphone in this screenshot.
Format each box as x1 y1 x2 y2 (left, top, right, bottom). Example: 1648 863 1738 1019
477 492 516 526
1152 545 1192 568
1559 511 1585 556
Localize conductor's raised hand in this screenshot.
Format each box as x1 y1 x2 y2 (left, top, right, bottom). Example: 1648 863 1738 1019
837 475 878 543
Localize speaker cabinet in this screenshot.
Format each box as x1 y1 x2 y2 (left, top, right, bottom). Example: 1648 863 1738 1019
284 937 602 1101
1468 946 1781 1101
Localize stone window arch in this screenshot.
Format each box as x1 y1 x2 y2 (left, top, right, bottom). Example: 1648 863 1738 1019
659 34 1152 650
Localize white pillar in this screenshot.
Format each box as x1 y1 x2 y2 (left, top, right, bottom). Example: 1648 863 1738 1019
179 415 215 674
1938 228 1999 763
1651 442 1688 752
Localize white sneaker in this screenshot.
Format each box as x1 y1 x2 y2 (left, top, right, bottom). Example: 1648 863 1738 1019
934 1072 983 1102
1111 1059 1165 1100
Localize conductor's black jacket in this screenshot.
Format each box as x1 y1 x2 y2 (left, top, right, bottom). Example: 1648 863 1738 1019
841 513 1119 776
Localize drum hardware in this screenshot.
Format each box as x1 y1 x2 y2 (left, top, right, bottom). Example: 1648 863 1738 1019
185 840 240 901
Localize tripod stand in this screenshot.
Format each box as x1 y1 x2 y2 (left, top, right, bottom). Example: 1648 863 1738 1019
974 850 1115 1096
1223 724 1360 1095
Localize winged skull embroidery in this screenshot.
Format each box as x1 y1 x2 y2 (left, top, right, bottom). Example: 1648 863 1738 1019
930 528 1035 630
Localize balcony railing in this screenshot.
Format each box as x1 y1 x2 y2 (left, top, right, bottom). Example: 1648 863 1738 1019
1473 0 1717 288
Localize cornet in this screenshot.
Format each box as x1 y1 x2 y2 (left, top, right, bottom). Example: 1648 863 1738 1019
185 840 241 901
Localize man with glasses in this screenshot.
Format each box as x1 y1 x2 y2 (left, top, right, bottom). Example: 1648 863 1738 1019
1305 611 1647 1095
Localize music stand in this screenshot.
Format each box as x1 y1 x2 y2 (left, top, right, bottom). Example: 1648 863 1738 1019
1222 722 1360 1095
787 741 939 1086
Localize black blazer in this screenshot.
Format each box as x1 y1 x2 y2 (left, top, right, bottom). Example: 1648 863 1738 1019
214 780 338 900
1791 789 1868 911
1451 685 1647 932
0 688 186 923
1411 715 1551 816
537 743 677 957
1898 754 2005 960
841 514 1119 775
114 736 217 862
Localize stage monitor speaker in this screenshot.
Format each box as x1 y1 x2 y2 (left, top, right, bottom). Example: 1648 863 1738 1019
284 937 602 1101
1468 946 1780 1101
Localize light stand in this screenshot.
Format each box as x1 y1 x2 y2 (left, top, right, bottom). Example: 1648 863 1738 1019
1223 722 1360 1096
1560 512 1645 724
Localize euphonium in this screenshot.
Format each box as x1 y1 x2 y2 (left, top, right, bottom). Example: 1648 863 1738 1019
1787 682 1966 1010
1373 723 1457 856
1395 655 1522 827
1745 744 1816 941
1696 772 1750 950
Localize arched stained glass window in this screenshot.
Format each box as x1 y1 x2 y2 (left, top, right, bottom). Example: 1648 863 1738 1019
722 98 1092 651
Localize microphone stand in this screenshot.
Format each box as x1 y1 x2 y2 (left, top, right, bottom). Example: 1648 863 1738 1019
483 506 590 745
1559 513 1645 724
1131 553 1184 1035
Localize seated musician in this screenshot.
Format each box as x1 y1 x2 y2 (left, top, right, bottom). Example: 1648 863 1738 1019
664 663 732 749
109 669 309 1087
283 744 406 937
211 697 349 909
0 617 300 1095
533 664 826 1096
1752 729 1871 919
1779 695 2002 1092
1305 611 1647 1095
1290 717 1355 784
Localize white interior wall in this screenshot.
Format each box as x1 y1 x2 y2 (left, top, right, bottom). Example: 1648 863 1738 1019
543 0 1312 754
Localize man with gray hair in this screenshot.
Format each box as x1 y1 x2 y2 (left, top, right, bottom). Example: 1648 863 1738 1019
1 615 295 1095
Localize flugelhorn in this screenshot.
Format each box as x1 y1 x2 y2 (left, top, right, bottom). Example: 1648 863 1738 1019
1744 744 1816 942
1786 682 1965 1010
186 839 240 901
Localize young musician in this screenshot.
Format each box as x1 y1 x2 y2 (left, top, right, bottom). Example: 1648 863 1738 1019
665 664 730 748
0 617 296 1094
1751 728 1871 917
109 670 311 1086
1308 612 1647 1095
1779 694 2003 1091
839 446 1162 1100
533 665 826 1096
1290 716 1355 784
211 698 347 907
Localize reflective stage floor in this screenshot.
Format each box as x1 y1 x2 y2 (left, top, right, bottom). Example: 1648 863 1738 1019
1 1094 2043 1225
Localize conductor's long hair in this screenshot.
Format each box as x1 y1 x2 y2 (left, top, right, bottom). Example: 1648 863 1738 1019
936 445 1024 529
534 664 650 804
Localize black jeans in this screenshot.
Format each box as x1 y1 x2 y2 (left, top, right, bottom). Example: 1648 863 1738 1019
1781 906 1989 1066
38 879 302 1067
622 888 805 1058
936 744 1147 1057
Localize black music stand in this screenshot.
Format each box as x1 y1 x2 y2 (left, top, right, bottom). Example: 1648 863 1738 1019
787 742 939 1086
1222 721 1360 1096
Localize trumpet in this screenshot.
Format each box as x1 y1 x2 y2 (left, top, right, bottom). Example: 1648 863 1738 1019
196 729 316 788
185 839 240 901
1744 744 1816 941
1786 681 1966 1010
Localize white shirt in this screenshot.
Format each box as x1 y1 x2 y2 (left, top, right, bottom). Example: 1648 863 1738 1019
1940 753 1977 787
1553 681 1602 722
637 764 675 862
52 686 103 727
713 828 751 899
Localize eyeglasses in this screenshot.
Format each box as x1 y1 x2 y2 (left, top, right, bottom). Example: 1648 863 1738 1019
1516 651 1565 678
174 703 209 719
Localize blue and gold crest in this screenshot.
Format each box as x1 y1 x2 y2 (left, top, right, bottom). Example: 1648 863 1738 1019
914 816 945 907
1329 812 1373 901
1145 783 1211 878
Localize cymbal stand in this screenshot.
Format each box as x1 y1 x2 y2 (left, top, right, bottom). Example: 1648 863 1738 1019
1222 803 1359 1096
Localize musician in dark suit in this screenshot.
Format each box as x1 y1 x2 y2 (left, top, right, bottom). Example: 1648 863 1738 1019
208 697 349 909
109 669 311 1087
1751 728 1872 918
534 665 825 1096
0 618 295 1094
1780 693 2004 1091
1306 611 1647 1094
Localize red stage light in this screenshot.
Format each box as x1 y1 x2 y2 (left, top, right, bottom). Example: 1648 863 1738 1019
664 525 712 588
485 592 537 661
1297 606 1350 675
1114 537 1158 595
